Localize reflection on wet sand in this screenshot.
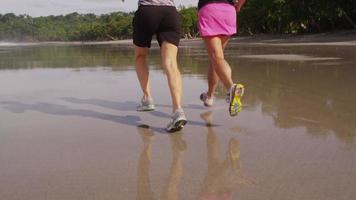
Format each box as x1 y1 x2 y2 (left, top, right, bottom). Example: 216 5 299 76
135 114 254 200
225 48 356 146
136 125 186 200
237 62 356 146
1 42 356 199
0 45 136 70
238 54 341 61
137 125 155 200
199 111 254 200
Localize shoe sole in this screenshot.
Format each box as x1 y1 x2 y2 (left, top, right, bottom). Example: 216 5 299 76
166 119 187 133
136 107 155 112
200 93 205 101
204 103 212 107
229 85 244 116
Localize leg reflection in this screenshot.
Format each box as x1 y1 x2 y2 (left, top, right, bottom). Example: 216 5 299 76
137 125 155 200
200 111 253 200
161 133 186 200
136 125 186 200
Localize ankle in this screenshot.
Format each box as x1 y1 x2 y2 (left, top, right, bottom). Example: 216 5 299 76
143 95 152 101
207 92 214 98
173 107 183 113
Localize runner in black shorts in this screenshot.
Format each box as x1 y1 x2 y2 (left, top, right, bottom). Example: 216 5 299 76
131 0 187 132
133 5 181 48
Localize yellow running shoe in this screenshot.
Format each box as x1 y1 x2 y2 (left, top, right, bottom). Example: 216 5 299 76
228 83 244 116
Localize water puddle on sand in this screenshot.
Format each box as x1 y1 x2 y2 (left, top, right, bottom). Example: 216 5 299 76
239 54 341 61
1 42 356 200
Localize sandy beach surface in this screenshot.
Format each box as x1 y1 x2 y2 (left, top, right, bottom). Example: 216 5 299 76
1 33 356 200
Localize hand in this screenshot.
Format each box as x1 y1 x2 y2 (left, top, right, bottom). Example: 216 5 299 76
234 0 246 13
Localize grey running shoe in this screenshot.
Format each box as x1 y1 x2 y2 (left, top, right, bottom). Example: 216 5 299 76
165 108 187 132
227 84 245 116
200 92 214 107
136 97 155 112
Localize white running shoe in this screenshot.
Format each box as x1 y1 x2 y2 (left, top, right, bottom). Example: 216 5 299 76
136 97 155 112
165 108 187 132
200 92 214 107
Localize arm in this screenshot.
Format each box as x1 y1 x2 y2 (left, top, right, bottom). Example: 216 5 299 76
234 0 246 13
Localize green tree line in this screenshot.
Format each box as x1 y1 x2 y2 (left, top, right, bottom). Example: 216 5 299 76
238 0 356 34
0 12 134 41
1 0 355 41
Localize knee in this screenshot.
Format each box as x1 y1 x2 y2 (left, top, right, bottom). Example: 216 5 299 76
210 53 225 65
162 57 177 71
135 53 147 63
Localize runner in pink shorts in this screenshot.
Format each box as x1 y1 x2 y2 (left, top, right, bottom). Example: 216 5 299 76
198 0 247 117
198 3 237 37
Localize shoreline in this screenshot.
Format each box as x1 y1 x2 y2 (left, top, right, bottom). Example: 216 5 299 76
1 30 356 47
232 30 356 46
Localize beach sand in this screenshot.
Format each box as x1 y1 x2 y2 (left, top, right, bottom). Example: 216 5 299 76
1 34 356 199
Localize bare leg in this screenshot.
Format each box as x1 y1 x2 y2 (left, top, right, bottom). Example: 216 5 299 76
206 37 230 97
135 46 152 100
203 36 234 91
160 41 182 112
207 62 219 98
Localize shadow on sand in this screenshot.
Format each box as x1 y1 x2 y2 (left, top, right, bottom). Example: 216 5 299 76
60 97 207 127
0 100 173 133
1 99 207 133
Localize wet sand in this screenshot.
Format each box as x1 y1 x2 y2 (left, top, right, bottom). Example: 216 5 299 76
1 30 356 47
1 35 356 200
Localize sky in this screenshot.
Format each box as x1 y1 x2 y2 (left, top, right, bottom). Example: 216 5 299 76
0 0 197 17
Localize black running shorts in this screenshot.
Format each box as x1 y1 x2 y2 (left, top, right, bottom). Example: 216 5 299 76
133 5 182 48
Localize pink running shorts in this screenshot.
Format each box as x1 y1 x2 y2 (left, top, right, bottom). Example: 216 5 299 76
198 3 237 37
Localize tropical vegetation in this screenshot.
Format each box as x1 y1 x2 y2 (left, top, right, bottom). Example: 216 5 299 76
0 0 355 41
